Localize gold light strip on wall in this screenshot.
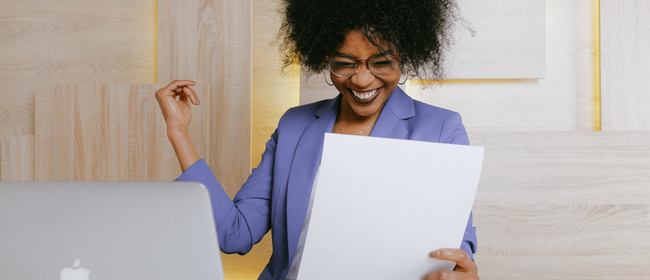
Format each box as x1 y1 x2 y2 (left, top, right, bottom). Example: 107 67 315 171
154 0 158 83
250 65 301 169
592 0 601 131
408 79 534 86
251 0 301 169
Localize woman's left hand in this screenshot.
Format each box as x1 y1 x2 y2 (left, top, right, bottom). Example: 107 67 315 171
421 248 480 280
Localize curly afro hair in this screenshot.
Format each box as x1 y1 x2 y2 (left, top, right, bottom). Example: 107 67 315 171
277 0 462 81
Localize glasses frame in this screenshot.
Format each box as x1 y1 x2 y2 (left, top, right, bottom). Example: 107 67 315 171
326 53 401 78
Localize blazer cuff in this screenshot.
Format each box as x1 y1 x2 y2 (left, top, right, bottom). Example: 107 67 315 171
174 159 235 225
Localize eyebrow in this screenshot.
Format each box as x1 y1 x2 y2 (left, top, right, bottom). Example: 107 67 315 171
332 53 355 58
332 52 384 59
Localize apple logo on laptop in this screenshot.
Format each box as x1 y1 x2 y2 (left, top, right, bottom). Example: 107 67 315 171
60 259 90 280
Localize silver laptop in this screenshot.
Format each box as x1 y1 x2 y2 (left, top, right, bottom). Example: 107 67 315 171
0 182 225 280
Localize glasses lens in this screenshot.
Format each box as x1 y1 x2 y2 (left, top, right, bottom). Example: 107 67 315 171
368 55 397 77
329 56 357 77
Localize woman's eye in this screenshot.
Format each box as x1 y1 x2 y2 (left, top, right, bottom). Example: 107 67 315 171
333 62 356 68
371 61 392 67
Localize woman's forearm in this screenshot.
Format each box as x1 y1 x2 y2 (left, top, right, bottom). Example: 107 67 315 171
155 80 201 172
168 130 201 172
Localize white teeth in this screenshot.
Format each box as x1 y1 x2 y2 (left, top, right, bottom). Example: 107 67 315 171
351 88 379 100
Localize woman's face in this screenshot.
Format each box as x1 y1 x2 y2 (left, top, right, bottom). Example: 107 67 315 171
331 29 400 120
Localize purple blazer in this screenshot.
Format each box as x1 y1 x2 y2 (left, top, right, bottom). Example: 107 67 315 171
176 86 477 280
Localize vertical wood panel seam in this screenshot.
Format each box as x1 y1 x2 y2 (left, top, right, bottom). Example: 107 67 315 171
154 0 159 83
248 0 255 171
0 139 3 179
593 0 601 131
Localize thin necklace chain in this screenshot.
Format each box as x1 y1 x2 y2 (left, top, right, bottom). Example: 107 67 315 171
337 121 375 135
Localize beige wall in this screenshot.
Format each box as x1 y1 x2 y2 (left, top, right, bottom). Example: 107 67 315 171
1 0 649 279
601 0 650 131
0 0 253 278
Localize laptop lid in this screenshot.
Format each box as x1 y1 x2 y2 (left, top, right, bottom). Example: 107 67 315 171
0 182 224 280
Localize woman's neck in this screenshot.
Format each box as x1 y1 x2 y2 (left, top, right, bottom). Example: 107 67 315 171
334 101 384 136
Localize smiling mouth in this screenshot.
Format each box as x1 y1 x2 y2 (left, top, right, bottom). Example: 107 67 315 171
350 87 380 101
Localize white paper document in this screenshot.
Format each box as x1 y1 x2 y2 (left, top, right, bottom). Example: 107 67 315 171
296 133 484 279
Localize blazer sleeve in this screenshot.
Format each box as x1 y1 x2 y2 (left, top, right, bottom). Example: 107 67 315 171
439 111 478 260
175 130 278 255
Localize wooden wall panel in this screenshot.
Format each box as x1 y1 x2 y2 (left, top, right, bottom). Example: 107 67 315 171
0 135 34 181
158 0 199 81
470 131 650 205
476 256 650 280
196 0 252 198
470 131 650 279
158 0 252 197
600 0 650 131
252 0 300 167
34 84 209 181
444 0 546 79
34 85 76 181
0 87 34 135
0 0 157 135
300 72 338 107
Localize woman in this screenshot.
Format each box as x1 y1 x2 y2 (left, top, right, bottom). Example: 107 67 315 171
156 0 479 279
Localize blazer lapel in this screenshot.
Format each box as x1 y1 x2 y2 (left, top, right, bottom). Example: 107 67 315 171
285 96 339 262
369 86 414 139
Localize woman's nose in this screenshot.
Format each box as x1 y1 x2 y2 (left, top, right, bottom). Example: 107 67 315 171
350 62 374 88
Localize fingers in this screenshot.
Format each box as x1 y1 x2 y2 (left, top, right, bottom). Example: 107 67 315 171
166 79 196 91
422 248 479 280
183 86 200 105
429 249 476 273
422 270 463 280
154 80 198 133
422 270 464 280
156 80 200 105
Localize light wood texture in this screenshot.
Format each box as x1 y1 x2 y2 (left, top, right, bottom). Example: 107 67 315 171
0 135 34 181
300 0 599 133
600 0 650 131
1 0 252 187
157 0 198 81
476 255 650 280
470 131 650 205
300 72 339 106
252 0 300 167
196 0 252 197
0 86 34 135
443 0 546 79
0 0 157 135
34 84 209 181
470 131 650 279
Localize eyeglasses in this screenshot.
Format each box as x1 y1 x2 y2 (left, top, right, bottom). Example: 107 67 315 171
326 53 400 78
